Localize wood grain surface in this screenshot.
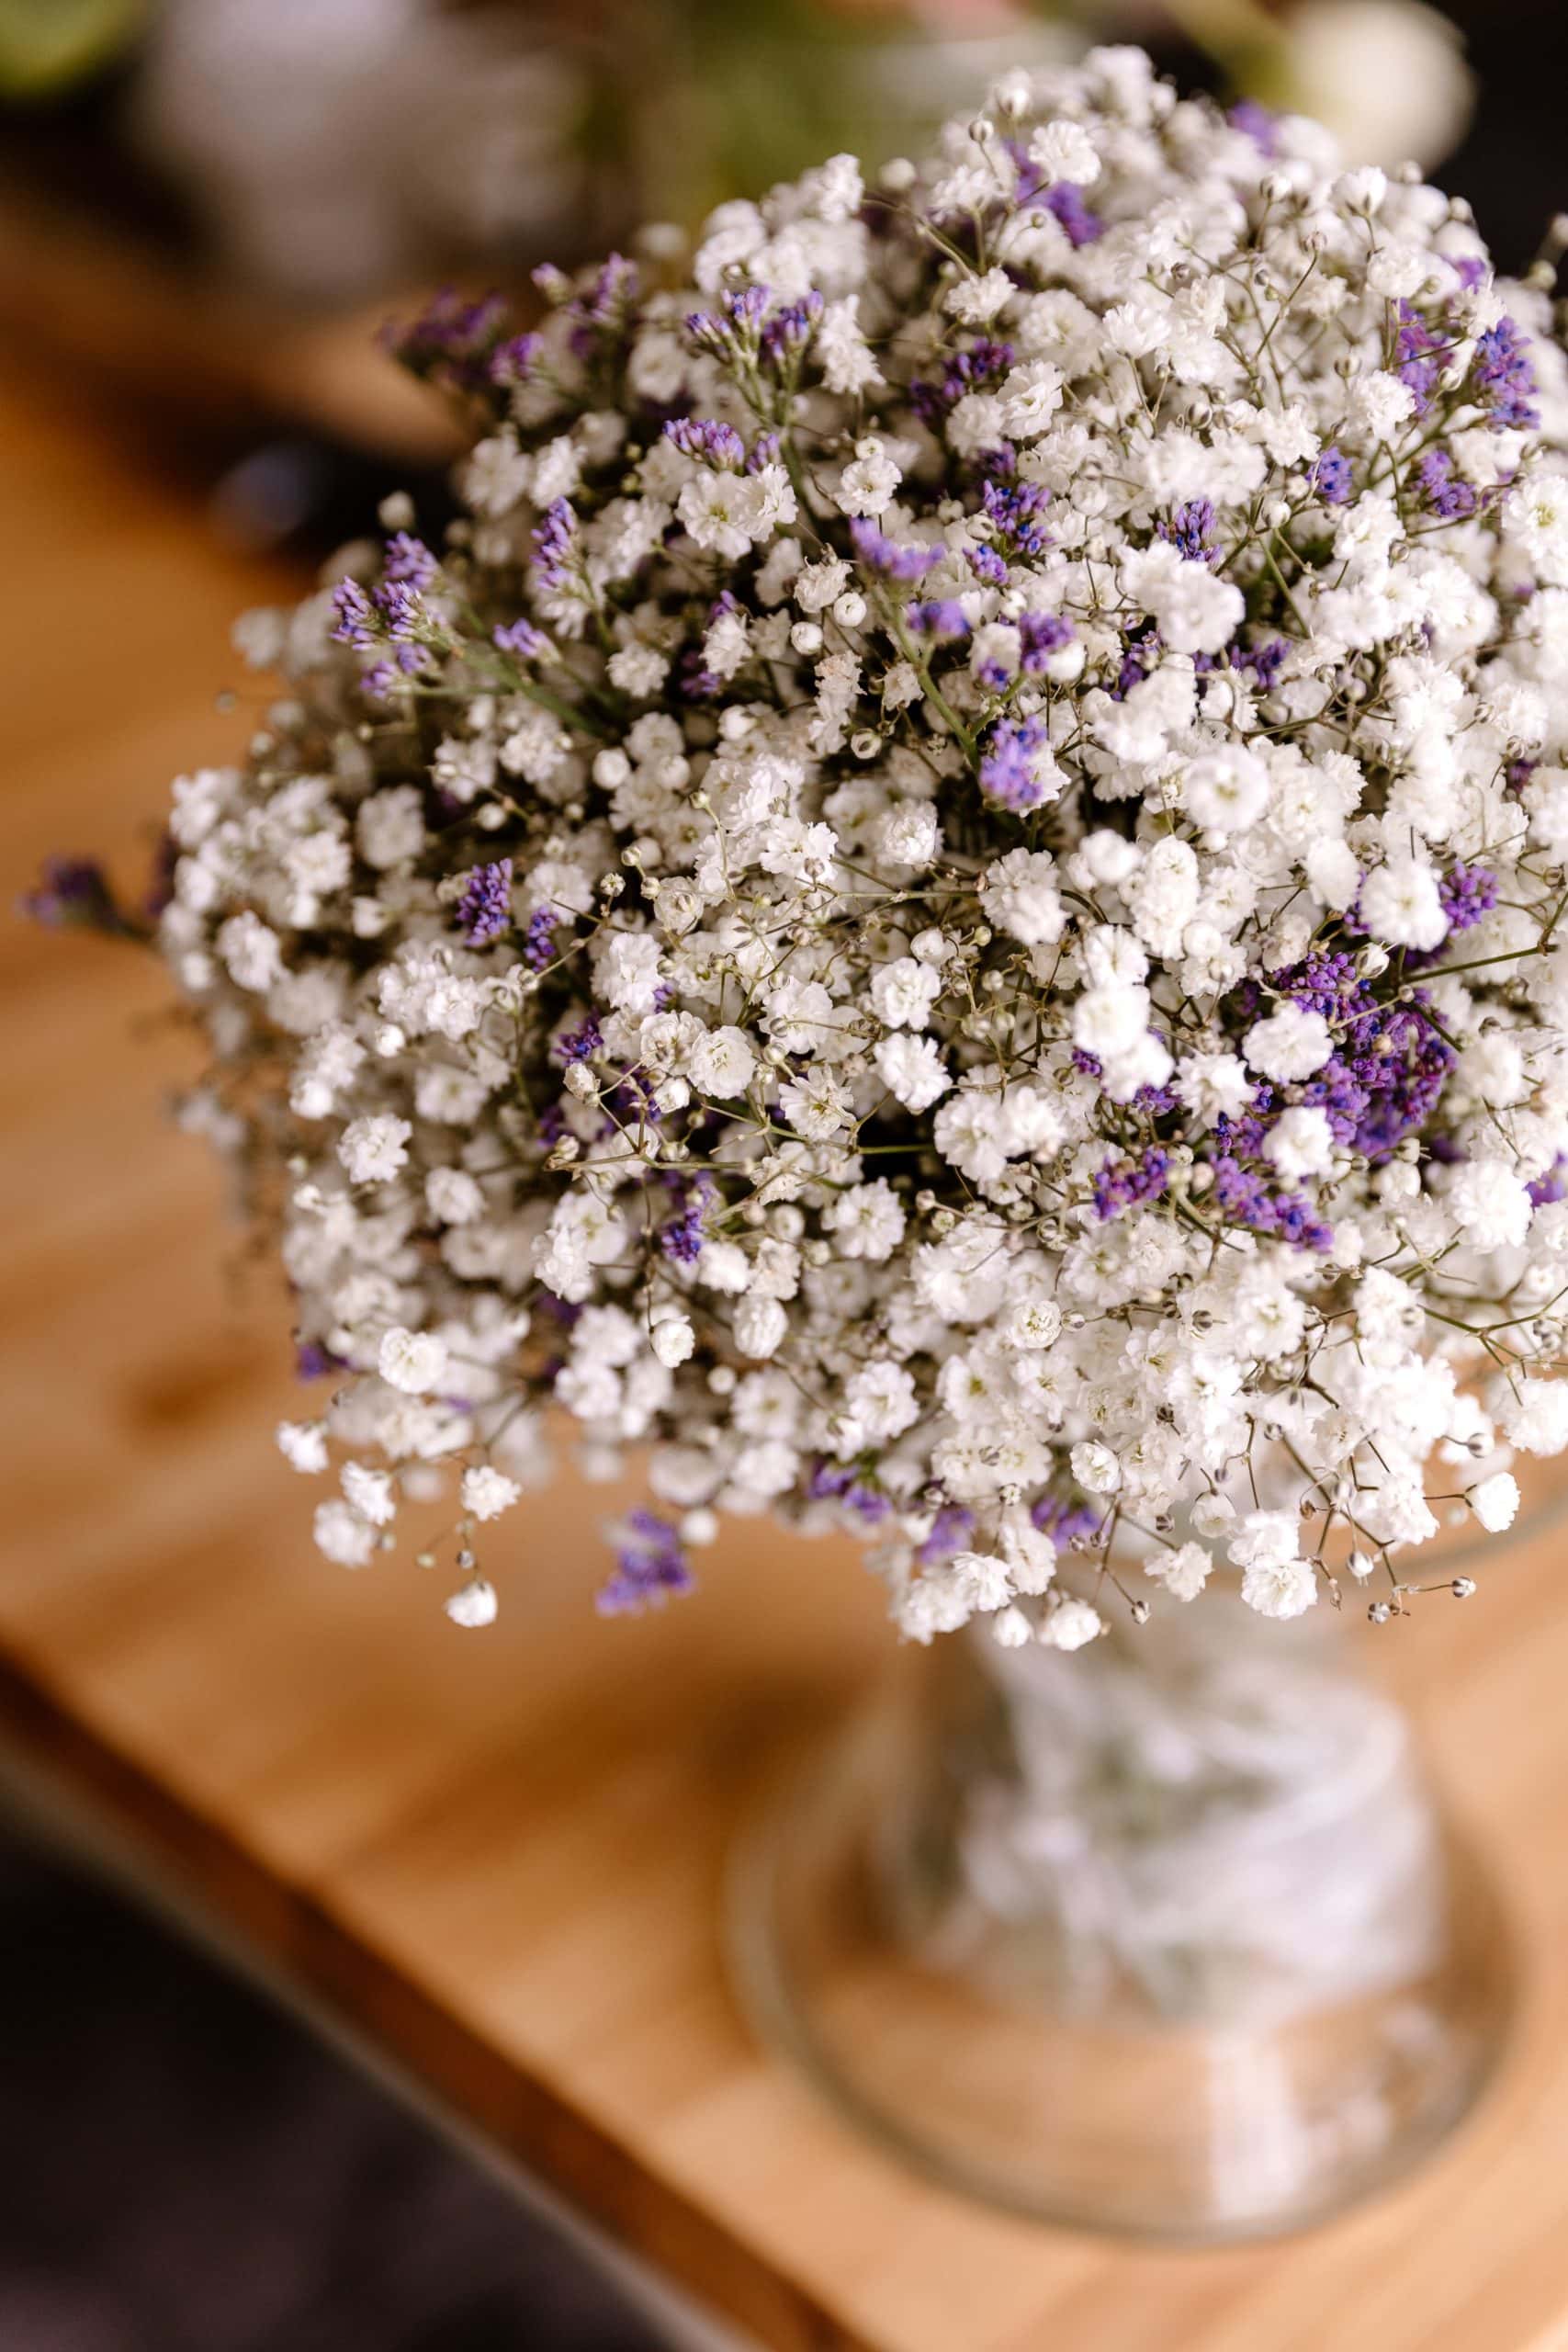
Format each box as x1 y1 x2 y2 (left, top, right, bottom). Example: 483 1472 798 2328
5 353 1568 2352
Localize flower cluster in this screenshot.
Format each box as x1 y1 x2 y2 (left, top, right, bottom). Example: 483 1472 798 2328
64 49 1568 1643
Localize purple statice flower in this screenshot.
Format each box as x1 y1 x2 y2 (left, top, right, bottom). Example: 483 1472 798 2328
659 1173 714 1265
523 906 560 971
684 284 771 359
978 715 1049 810
1114 623 1158 698
1473 315 1539 432
1032 1495 1106 1545
981 476 1053 561
382 532 436 590
596 1509 694 1616
531 498 579 594
1312 447 1353 506
456 859 513 947
331 576 377 650
849 516 939 582
1394 300 1451 414
967 544 1010 588
1274 949 1360 1016
1092 1147 1171 1221
373 579 426 642
1211 1156 1333 1252
1529 1156 1568 1207
906 597 969 640
761 291 823 363
1157 497 1220 564
1213 1080 1275 1164
917 1505 976 1566
663 415 746 469
1008 145 1101 233
807 1460 888 1524
387 287 508 393
658 1213 700 1270
1252 956 1457 1162
909 338 1015 426
577 251 638 331
1010 141 1046 204
1020 611 1073 673
1238 635 1289 691
1228 99 1280 155
1271 1193 1336 1250
552 1013 602 1066
746 432 782 473
1242 952 1456 1162
493 616 548 661
294 1340 346 1382
1439 862 1498 932
973 638 1013 690
1043 182 1102 246
489 330 543 388
807 1459 854 1502
1416 447 1478 519
606 1069 661 1128
1506 759 1537 797
19 855 139 937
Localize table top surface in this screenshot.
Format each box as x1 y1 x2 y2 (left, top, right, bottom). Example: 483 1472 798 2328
6 354 1568 2352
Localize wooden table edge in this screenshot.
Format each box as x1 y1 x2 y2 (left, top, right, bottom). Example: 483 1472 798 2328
0 1637 874 2352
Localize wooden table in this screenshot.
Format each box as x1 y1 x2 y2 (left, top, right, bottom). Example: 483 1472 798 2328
6 352 1568 2352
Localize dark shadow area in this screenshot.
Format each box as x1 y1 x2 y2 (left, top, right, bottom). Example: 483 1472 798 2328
0 1826 665 2352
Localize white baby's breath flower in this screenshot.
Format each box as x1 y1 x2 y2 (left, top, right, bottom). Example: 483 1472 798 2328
1240 1557 1318 1620
378 1327 450 1396
733 1296 788 1359
650 1314 696 1368
1359 854 1448 951
461 1465 522 1521
339 1115 411 1187
1244 1006 1335 1082
97 51 1568 1647
1039 1600 1104 1650
1028 119 1100 185
874 1034 951 1113
1145 1543 1212 1601
343 1462 396 1526
277 1420 328 1475
1469 1472 1519 1532
314 1499 376 1568
991 1604 1032 1648
446 1578 499 1628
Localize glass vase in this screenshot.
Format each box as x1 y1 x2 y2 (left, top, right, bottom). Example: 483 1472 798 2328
728 1589 1515 2240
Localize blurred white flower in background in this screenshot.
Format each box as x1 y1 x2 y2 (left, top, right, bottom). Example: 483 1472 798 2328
134 0 597 300
127 0 1476 306
1276 0 1473 167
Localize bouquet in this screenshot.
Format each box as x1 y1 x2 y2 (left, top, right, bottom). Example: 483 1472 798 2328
38 46 1568 1648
